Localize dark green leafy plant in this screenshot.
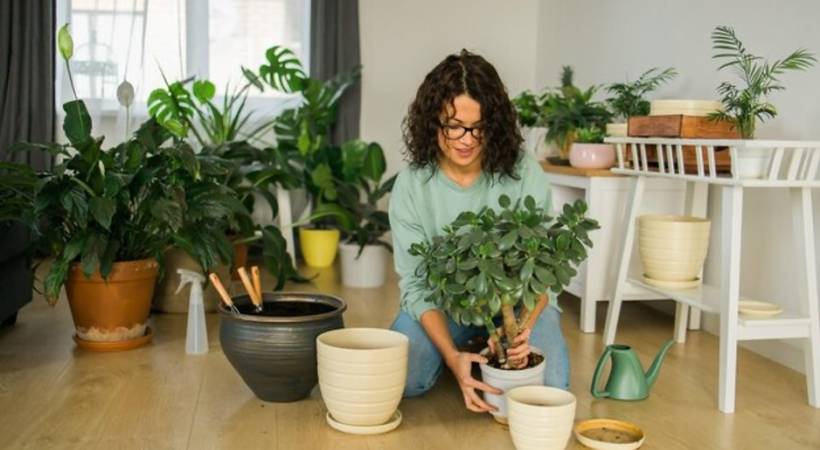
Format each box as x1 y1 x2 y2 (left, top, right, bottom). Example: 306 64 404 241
513 67 612 159
410 195 598 367
606 67 677 120
711 25 815 139
333 140 397 256
574 126 606 144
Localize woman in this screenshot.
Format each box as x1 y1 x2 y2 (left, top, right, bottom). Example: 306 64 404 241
389 49 570 414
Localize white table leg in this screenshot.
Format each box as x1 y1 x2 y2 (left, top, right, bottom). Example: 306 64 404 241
718 185 743 413
580 183 599 333
685 181 709 330
603 176 645 345
792 187 820 407
674 301 690 344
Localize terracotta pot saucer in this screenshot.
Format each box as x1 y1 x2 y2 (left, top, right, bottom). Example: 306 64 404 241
73 326 154 352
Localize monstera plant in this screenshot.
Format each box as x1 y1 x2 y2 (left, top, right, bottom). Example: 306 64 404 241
410 195 598 366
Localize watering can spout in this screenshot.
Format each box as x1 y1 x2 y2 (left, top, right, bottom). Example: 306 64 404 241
645 339 674 388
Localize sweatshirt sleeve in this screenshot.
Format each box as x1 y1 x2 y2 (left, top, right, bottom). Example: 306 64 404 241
389 171 438 321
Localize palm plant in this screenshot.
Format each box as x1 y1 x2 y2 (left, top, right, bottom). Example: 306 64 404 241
711 25 816 139
606 67 678 120
410 195 598 367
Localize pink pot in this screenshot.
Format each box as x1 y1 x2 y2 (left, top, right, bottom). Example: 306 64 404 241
569 143 615 169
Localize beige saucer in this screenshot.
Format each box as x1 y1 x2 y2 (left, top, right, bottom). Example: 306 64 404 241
739 300 783 318
326 410 402 435
575 418 645 449
641 274 701 290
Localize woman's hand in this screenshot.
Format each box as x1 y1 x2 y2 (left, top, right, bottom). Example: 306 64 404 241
444 351 502 413
489 328 532 369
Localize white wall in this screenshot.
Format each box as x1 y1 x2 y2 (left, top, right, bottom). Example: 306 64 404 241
359 0 540 177
534 0 820 372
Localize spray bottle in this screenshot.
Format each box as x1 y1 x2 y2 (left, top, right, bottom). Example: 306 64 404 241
176 268 208 355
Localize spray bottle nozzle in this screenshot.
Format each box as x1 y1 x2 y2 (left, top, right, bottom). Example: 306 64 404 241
175 268 206 295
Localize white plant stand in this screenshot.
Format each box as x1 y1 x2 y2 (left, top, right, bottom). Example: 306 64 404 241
602 137 820 413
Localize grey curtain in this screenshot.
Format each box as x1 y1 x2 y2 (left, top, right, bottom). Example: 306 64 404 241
0 0 55 170
310 0 360 145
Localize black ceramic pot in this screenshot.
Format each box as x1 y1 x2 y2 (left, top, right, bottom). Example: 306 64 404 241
219 292 346 402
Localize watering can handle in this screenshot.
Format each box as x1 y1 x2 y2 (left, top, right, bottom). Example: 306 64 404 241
591 345 613 398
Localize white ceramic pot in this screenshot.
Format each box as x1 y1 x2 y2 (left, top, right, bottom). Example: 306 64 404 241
606 123 628 137
317 328 408 427
638 215 711 282
339 242 388 288
569 143 616 169
734 147 771 179
479 347 546 422
506 386 577 450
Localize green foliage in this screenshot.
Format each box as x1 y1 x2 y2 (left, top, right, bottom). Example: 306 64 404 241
711 25 815 139
574 126 606 144
410 195 598 334
513 66 611 155
334 140 396 256
606 67 677 120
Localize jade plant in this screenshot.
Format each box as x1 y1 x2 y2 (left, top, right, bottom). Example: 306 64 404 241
606 67 678 121
711 25 815 139
410 195 598 368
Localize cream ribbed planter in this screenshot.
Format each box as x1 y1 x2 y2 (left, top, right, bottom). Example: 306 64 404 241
317 328 408 428
506 386 577 450
479 347 546 423
639 215 710 282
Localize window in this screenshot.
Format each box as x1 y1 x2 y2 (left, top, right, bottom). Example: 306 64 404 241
55 0 311 118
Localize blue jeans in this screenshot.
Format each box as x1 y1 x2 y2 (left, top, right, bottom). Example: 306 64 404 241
390 305 570 397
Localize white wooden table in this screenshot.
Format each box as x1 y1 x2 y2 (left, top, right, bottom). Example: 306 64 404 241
542 162 703 333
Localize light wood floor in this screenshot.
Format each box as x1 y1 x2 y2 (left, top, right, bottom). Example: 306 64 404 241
1 261 819 450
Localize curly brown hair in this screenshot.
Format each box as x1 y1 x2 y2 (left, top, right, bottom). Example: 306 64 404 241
402 49 524 179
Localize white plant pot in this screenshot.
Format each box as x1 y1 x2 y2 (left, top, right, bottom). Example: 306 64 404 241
479 347 546 422
606 122 628 137
523 126 551 159
339 243 388 288
638 215 711 282
317 328 408 427
506 386 577 450
734 147 772 179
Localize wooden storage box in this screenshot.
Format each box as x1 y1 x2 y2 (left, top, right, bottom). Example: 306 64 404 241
625 115 740 172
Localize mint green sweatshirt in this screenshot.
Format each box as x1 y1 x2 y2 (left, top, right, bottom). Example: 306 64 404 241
389 154 556 321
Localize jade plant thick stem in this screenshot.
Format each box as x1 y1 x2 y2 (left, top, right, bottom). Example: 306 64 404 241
410 195 599 368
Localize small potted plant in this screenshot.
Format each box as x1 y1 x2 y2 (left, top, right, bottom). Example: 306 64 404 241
540 67 612 163
410 195 598 421
710 25 815 177
334 140 397 288
568 126 615 169
605 67 677 136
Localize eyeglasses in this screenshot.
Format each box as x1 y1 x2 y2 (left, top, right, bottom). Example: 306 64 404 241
440 123 483 140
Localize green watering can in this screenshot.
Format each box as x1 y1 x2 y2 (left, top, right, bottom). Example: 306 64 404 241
591 340 674 401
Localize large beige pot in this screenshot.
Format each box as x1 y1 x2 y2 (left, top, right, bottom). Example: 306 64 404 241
317 328 408 427
638 215 710 282
506 386 577 450
153 248 230 313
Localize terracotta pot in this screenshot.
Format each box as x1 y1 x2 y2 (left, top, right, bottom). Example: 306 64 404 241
231 241 249 280
219 292 346 402
66 258 158 346
153 248 230 313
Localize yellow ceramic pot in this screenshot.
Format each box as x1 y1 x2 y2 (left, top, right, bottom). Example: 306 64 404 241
299 227 341 268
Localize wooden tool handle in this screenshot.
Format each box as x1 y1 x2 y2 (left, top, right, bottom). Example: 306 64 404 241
209 273 234 307
237 267 261 307
251 266 262 301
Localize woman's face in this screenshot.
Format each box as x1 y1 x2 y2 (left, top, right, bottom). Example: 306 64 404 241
437 94 483 171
